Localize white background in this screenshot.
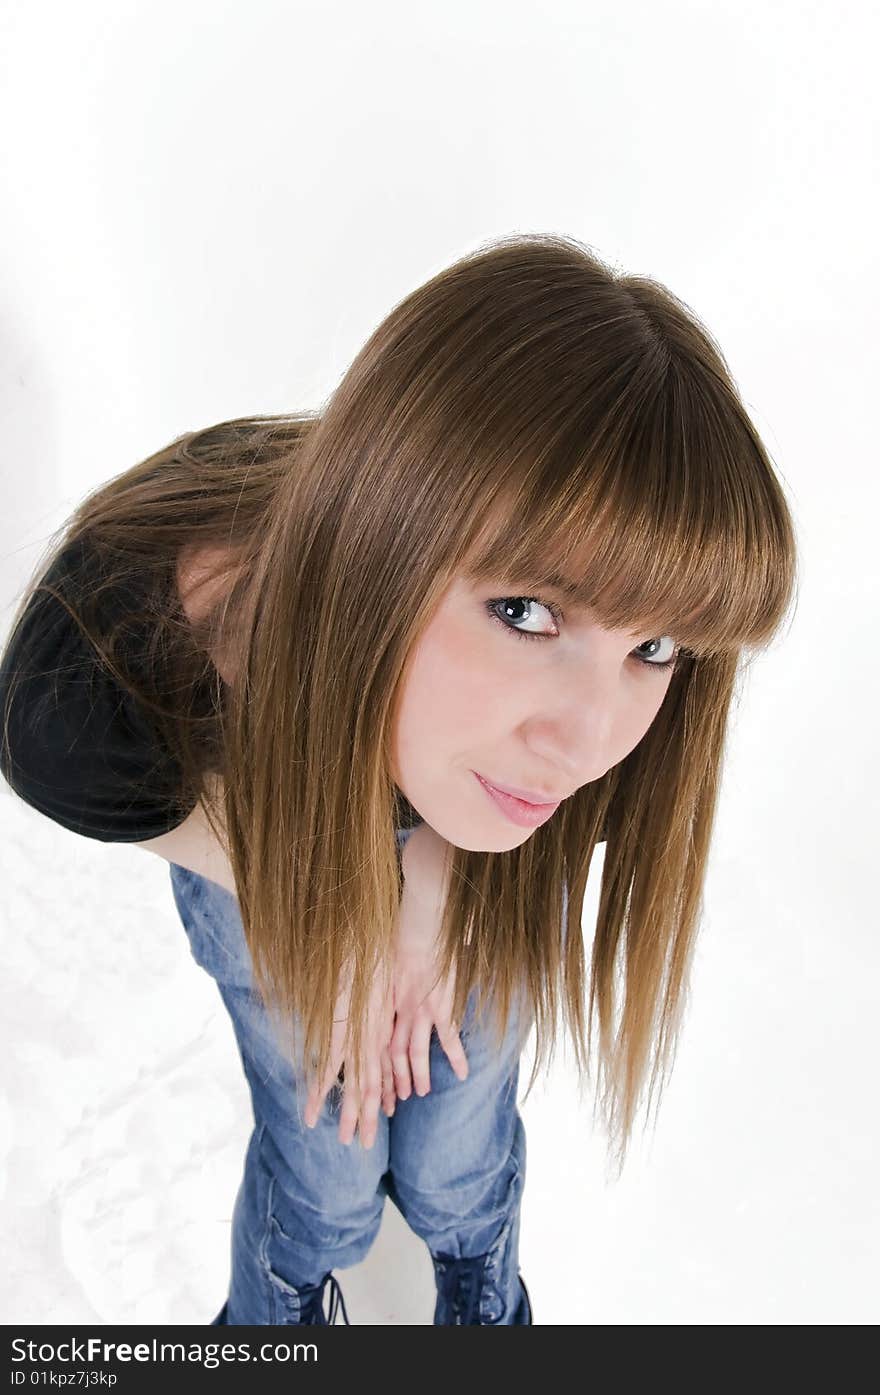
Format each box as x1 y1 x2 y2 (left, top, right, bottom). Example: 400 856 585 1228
1 0 877 1325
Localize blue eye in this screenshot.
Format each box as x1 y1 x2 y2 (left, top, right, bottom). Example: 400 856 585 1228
485 596 682 672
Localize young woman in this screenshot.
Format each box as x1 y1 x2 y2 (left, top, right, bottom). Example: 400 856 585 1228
0 233 798 1325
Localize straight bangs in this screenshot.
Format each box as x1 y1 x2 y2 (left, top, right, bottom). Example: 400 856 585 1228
459 371 796 663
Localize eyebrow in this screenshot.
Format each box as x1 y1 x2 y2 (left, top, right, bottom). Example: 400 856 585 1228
500 568 588 606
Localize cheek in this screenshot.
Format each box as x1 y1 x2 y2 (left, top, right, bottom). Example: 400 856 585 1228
395 619 499 755
646 674 674 724
619 679 672 755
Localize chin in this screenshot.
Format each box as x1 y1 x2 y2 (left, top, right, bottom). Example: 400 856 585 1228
447 827 534 855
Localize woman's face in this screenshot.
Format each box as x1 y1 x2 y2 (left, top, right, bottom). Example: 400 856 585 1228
391 574 679 851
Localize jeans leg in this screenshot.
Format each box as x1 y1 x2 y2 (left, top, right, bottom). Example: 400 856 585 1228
169 864 389 1325
386 983 533 1324
216 981 390 1323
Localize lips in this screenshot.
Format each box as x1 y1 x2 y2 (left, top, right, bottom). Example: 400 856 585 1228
475 774 564 807
473 772 562 829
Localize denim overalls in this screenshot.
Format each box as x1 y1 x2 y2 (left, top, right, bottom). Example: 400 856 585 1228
167 825 533 1324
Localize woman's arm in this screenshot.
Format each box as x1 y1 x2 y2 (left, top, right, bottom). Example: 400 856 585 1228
132 775 237 896
393 820 468 1097
134 783 448 904
303 819 467 1137
132 795 236 896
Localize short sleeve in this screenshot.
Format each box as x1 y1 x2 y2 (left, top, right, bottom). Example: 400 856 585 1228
0 545 197 843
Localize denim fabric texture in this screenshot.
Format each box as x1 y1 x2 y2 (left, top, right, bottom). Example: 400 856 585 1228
169 825 534 1325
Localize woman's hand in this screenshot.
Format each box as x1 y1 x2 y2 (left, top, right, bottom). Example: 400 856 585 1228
302 953 397 1150
390 824 469 1099
301 823 467 1144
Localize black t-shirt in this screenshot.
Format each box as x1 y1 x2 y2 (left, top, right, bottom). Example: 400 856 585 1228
0 537 199 843
0 535 425 844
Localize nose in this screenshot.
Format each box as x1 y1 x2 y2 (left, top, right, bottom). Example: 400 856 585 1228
525 673 617 786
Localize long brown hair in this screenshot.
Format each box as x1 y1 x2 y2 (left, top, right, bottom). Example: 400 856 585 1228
1 233 798 1175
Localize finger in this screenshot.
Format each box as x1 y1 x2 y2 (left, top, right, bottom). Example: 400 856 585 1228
306 977 351 1125
337 1079 360 1146
304 1053 343 1129
409 1014 433 1096
305 1005 351 1126
357 1066 383 1151
303 1072 325 1128
436 1020 469 1082
358 976 391 1145
390 1017 413 1100
380 1043 396 1118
